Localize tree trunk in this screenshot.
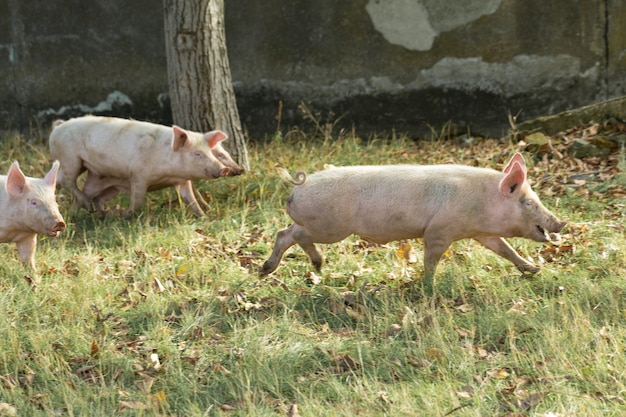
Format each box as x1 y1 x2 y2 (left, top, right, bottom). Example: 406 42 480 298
163 0 249 170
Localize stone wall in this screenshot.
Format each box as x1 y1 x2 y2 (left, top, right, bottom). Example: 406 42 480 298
1 0 624 139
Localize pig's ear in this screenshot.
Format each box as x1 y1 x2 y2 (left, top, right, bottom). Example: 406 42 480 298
43 160 60 187
503 153 527 175
6 161 28 196
206 130 227 148
499 161 526 197
172 126 188 151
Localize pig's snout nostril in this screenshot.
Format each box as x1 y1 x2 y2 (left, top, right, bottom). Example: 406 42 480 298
220 167 231 177
55 221 66 232
551 220 566 233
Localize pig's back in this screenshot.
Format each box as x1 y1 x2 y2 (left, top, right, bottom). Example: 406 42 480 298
51 116 169 150
50 116 171 175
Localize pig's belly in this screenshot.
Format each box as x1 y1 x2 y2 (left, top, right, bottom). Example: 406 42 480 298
355 210 427 243
290 201 428 244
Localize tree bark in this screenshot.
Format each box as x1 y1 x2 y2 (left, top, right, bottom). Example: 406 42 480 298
163 0 249 170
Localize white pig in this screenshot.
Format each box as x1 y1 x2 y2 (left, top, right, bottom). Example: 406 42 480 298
78 133 244 215
49 116 231 216
261 153 566 292
0 161 66 270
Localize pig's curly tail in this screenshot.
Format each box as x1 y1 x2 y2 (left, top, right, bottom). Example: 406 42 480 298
276 166 307 185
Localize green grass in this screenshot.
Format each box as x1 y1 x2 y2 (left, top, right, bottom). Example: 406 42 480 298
0 127 624 416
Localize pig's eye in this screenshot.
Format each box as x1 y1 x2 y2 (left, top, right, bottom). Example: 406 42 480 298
194 151 205 158
216 152 225 160
524 199 535 209
28 199 40 208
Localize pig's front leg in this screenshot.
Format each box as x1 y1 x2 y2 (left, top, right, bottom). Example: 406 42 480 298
126 181 150 216
15 234 37 271
192 183 211 212
474 237 540 273
178 180 206 217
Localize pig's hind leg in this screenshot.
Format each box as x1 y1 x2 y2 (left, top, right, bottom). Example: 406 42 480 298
261 223 325 275
60 162 92 211
421 235 454 294
261 224 299 275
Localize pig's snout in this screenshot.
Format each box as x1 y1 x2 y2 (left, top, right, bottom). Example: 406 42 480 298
228 166 244 176
551 219 566 233
49 221 66 237
219 167 231 177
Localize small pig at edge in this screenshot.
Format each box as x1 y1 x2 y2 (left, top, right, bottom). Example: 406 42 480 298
0 161 66 271
261 153 566 292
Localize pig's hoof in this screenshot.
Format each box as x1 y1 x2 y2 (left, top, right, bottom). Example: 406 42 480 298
122 209 136 217
259 262 275 276
518 264 541 274
312 259 323 272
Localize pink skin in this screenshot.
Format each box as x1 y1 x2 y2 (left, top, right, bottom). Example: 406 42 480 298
0 161 66 270
80 132 244 216
261 153 566 293
50 116 233 216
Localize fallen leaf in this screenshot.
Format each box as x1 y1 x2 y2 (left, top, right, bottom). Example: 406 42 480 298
487 368 510 379
456 385 475 399
151 391 167 407
287 403 301 417
306 271 322 285
157 247 172 260
149 350 162 371
425 347 444 361
175 264 188 277
378 390 392 404
387 323 402 337
135 376 154 393
456 327 474 338
117 400 147 411
0 402 17 416
332 353 360 373
455 304 473 313
501 392 545 412
396 241 417 263
0 375 17 390
153 277 166 292
90 340 100 358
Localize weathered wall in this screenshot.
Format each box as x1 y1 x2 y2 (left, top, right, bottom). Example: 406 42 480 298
1 0 624 139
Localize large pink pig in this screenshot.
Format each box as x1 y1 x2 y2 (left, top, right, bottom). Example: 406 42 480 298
49 116 232 216
0 161 66 271
261 153 566 292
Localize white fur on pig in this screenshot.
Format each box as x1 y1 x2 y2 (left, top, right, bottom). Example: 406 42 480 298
49 116 231 216
0 161 66 270
261 153 565 292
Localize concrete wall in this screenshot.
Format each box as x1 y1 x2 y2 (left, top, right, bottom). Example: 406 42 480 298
1 0 624 139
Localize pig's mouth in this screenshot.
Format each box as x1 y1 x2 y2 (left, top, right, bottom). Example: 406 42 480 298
535 225 550 242
535 221 566 242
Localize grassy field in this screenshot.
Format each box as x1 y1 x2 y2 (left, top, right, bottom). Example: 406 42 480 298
0 121 624 416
